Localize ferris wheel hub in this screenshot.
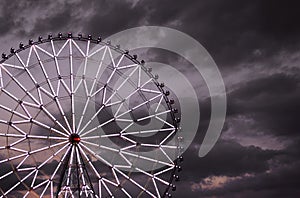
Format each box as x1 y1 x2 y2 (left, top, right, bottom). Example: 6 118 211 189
69 133 81 144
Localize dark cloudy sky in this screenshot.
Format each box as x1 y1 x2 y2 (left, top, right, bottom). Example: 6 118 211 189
0 0 300 197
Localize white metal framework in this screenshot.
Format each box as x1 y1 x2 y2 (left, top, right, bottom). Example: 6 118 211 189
0 33 182 197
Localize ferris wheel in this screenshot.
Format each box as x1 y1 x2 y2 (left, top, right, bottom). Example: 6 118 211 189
0 33 183 197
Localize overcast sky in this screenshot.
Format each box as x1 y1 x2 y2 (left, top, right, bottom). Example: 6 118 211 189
0 0 300 197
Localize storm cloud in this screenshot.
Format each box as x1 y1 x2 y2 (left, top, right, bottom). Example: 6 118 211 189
0 0 299 197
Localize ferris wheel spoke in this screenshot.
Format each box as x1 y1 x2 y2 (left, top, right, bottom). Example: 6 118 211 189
111 167 120 185
85 39 90 72
28 140 68 156
155 95 164 113
0 170 13 180
155 116 175 128
96 64 140 112
2 169 36 197
114 167 157 198
28 134 67 141
0 133 68 140
116 63 138 70
115 54 125 68
0 89 43 124
113 101 124 118
0 65 39 105
0 67 3 88
102 85 107 105
140 88 162 94
5 123 27 136
159 129 176 146
138 65 141 87
78 105 105 135
74 69 102 131
0 88 35 116
115 118 134 123
37 142 70 170
75 96 91 134
78 143 113 167
79 140 99 148
135 167 171 187
50 40 61 68
49 144 72 181
69 40 76 133
59 78 72 95
124 77 153 101
120 150 174 168
75 146 96 196
66 146 75 186
82 78 90 98
14 51 42 101
56 39 70 56
158 147 174 165
115 164 171 198
80 117 114 137
0 104 29 123
115 93 162 119
77 144 116 197
119 122 135 134
34 45 54 58
16 155 31 170
33 46 56 94
90 85 104 98
107 47 116 68
9 146 28 153
31 119 69 138
0 153 28 164
136 110 171 122
104 92 124 106
107 68 117 85
1 63 24 70
40 179 51 197
120 135 137 145
30 170 39 189
77 144 101 179
74 78 83 94
39 105 71 135
38 86 55 99
88 46 107 96
32 179 50 192
122 127 175 136
100 179 114 197
74 147 87 186
7 137 27 148
152 178 161 198
87 45 106 58
81 140 121 154
15 49 36 85
52 95 73 133
105 65 139 103
71 39 86 57
156 166 175 178
101 177 118 187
